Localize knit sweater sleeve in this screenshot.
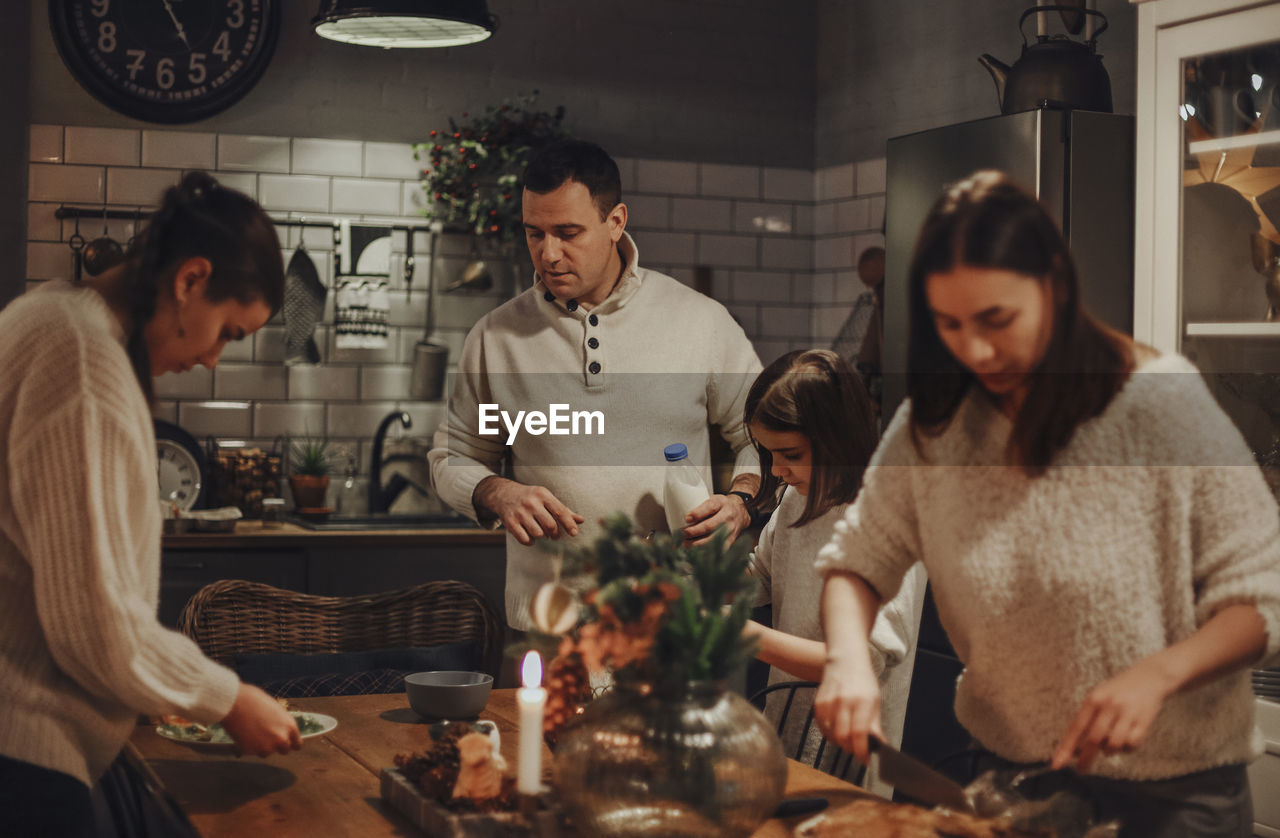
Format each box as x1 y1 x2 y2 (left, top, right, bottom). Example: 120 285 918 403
1150 365 1280 665
10 344 239 724
428 319 507 522
814 402 923 604
868 563 923 676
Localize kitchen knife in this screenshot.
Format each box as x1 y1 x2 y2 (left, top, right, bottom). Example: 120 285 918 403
869 738 974 813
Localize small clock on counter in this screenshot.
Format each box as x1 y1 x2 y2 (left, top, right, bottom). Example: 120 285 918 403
155 418 205 511
49 0 281 124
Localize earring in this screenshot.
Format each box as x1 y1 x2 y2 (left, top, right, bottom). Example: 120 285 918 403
176 311 186 339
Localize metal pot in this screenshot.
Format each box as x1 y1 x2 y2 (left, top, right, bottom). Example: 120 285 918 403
979 4 1112 114
409 340 449 401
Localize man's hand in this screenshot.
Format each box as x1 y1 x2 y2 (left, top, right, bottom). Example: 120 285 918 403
473 476 585 545
681 493 751 546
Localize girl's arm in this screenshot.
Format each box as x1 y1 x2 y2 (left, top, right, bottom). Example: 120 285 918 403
813 570 884 764
1052 603 1267 772
744 621 828 683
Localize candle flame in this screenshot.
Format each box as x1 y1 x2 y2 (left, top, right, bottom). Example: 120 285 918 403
521 651 542 689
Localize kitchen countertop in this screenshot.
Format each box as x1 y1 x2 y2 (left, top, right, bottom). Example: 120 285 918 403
163 519 505 549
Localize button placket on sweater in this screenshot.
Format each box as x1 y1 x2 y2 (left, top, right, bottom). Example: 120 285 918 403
544 290 605 385
583 306 604 384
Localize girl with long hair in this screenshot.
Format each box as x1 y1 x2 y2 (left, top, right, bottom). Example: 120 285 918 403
742 349 923 787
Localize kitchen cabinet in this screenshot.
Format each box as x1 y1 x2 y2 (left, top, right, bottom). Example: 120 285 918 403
1133 3 1280 834
1134 0 1280 468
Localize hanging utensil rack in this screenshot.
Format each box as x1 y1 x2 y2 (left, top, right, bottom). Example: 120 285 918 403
55 206 438 295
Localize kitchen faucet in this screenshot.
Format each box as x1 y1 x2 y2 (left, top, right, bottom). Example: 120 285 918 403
368 410 412 514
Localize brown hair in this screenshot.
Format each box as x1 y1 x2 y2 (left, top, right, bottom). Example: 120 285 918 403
906 171 1132 474
744 349 878 526
122 171 284 401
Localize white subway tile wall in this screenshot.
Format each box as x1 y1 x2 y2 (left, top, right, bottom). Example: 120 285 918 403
141 130 217 170
29 125 63 163
809 160 886 344
291 139 364 177
106 167 180 206
22 125 884 471
65 127 140 167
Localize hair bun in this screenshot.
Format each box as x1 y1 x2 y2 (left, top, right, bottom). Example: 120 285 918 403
178 170 220 203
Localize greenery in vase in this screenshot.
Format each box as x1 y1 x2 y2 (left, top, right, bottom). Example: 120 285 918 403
414 92 568 244
542 514 760 695
290 438 331 477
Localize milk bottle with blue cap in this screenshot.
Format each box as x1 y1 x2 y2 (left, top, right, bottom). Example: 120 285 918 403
662 443 711 539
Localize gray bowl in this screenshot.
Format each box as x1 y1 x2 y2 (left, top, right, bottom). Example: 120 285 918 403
405 671 493 720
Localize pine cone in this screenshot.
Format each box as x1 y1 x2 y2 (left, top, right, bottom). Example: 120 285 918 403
543 652 591 747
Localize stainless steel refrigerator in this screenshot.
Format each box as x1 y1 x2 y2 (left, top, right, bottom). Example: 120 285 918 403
883 108 1135 785
882 108 1136 421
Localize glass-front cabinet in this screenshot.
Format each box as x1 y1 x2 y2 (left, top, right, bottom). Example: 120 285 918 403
1136 0 1280 496
1134 4 1280 832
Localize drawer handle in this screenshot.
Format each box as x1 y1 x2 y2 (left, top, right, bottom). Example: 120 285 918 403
168 561 207 570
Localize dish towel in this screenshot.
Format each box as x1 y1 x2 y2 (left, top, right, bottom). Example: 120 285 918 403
334 278 390 349
284 245 325 365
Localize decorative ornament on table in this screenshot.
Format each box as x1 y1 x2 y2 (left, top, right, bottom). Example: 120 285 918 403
528 515 788 838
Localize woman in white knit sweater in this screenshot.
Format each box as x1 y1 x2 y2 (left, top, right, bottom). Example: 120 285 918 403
0 172 301 836
813 171 1280 835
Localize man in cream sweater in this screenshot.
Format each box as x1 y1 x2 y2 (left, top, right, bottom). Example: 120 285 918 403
429 140 763 632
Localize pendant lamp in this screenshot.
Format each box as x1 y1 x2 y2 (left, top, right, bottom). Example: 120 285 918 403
313 0 496 48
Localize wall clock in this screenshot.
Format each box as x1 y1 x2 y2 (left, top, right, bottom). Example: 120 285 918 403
155 419 205 512
49 0 281 124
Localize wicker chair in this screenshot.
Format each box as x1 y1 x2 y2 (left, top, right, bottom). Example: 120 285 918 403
750 680 865 785
178 579 503 690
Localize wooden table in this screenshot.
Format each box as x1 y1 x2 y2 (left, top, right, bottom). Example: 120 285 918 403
130 690 873 837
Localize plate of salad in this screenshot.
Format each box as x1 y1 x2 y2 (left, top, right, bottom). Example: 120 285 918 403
157 708 336 750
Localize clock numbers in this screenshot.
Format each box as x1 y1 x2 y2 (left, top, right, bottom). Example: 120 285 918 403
97 20 115 52
52 0 278 123
188 53 206 85
156 57 174 89
125 48 144 79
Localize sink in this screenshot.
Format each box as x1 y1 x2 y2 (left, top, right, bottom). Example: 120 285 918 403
286 512 476 531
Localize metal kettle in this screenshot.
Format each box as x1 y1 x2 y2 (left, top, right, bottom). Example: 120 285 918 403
979 4 1112 115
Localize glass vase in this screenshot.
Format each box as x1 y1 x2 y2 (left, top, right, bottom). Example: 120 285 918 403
551 680 787 838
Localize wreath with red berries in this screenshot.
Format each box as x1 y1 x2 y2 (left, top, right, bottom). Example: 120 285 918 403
414 92 567 244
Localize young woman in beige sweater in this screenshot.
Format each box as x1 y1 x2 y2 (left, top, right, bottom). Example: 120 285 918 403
0 172 301 836
813 172 1279 835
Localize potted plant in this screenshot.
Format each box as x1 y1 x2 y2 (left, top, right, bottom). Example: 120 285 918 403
288 437 331 510
414 92 568 249
533 515 787 838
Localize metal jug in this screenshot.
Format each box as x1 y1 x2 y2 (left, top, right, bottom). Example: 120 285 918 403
979 5 1112 114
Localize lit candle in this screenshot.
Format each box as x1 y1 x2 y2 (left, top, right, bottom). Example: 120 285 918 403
517 650 547 795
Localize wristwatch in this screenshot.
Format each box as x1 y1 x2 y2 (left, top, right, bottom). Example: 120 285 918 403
727 490 766 529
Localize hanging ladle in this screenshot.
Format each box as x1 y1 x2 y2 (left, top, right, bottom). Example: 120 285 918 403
446 234 494 293
82 206 123 276
409 230 450 401
68 215 85 284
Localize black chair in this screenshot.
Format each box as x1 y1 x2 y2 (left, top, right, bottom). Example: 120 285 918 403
749 679 866 785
